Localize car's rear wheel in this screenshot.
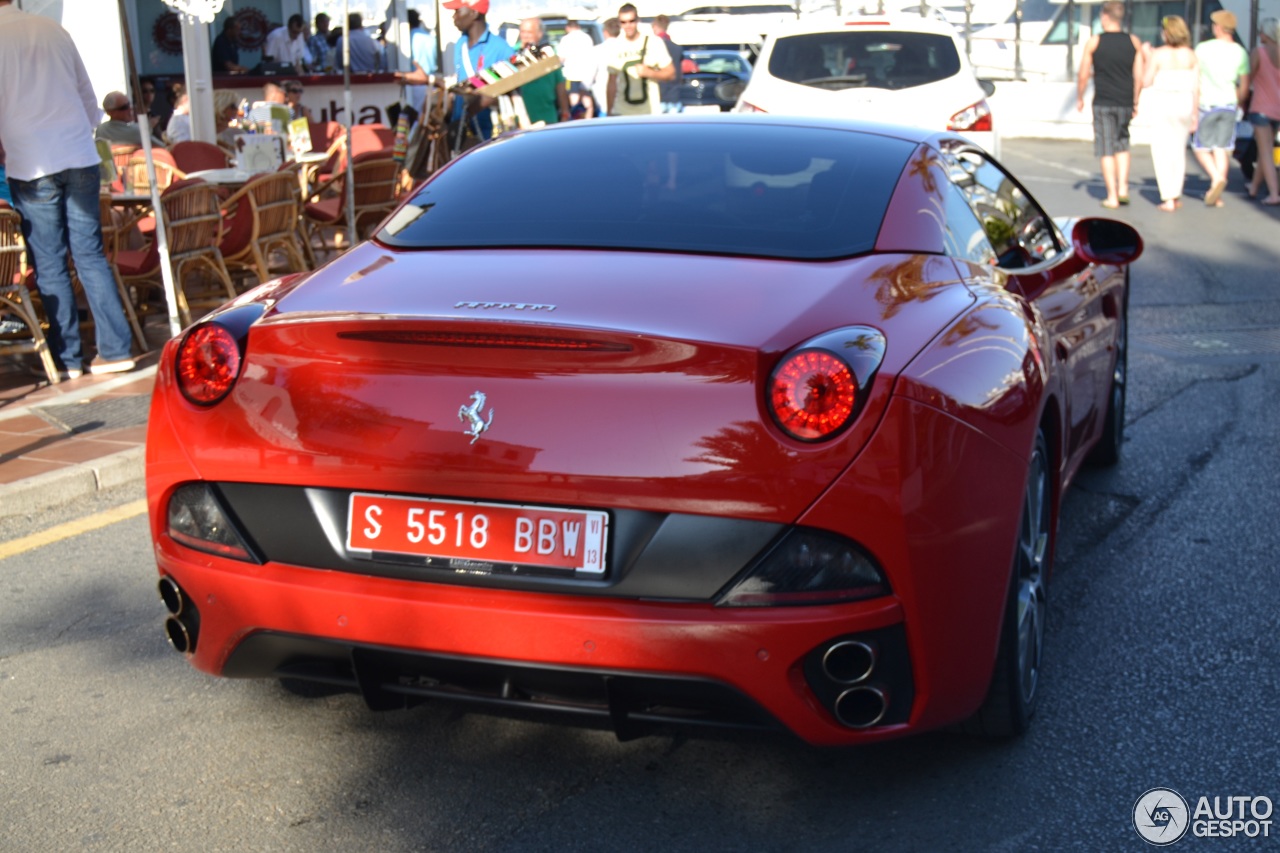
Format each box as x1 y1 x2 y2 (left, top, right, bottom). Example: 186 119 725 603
1087 275 1128 466
965 429 1050 738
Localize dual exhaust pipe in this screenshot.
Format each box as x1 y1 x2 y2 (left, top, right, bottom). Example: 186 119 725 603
158 576 199 655
821 640 889 729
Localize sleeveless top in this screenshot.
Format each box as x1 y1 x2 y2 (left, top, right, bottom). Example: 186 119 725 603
1094 31 1137 108
1250 45 1280 121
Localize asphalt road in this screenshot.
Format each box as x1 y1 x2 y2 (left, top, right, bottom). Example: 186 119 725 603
1 139 1278 851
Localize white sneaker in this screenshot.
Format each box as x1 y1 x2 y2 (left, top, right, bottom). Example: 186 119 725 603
88 356 136 375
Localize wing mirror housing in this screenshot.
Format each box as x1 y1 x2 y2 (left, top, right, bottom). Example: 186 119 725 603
1071 217 1143 266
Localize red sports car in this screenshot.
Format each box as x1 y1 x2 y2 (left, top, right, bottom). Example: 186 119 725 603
147 117 1141 745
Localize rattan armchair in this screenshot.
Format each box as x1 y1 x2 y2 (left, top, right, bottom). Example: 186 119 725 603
0 205 61 384
112 179 237 328
219 171 310 287
303 152 401 257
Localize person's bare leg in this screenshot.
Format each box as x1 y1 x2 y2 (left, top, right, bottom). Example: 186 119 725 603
1116 149 1131 201
1101 154 1119 206
1256 125 1280 203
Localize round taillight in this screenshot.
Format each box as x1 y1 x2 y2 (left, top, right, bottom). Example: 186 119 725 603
177 323 242 405
769 349 857 441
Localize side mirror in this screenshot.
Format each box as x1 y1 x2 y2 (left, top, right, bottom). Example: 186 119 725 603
1071 217 1144 265
978 79 996 98
716 79 747 103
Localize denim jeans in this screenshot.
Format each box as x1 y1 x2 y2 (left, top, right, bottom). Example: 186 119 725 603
8 165 133 369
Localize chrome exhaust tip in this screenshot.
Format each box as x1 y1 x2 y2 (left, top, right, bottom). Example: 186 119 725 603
164 616 192 654
822 640 876 684
158 576 186 616
834 685 889 729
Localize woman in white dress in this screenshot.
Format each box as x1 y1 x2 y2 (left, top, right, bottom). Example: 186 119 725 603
1142 16 1199 211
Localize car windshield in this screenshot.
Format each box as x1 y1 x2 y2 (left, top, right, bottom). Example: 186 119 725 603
377 122 914 261
769 31 961 90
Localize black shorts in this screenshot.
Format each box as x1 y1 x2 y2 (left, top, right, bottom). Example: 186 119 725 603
1092 105 1132 157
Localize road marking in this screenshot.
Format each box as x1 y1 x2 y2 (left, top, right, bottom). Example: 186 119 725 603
1000 148 1095 179
0 498 148 562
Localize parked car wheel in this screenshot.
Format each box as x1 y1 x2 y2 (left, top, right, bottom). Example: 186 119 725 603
966 429 1051 737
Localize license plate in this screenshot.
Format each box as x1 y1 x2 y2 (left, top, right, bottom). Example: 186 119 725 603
346 493 608 575
682 104 721 114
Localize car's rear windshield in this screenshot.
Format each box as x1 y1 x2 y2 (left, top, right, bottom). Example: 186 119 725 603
769 31 961 90
689 52 752 74
377 122 914 261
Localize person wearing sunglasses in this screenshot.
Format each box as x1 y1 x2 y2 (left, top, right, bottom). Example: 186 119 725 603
283 82 313 123
605 3 675 116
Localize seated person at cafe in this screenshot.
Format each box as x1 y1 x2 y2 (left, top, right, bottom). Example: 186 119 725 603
214 90 242 151
213 16 247 75
164 93 192 145
95 91 145 146
249 82 290 134
283 81 313 122
264 14 311 70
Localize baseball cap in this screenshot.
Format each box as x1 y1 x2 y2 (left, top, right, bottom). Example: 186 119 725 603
1210 9 1237 30
443 0 489 13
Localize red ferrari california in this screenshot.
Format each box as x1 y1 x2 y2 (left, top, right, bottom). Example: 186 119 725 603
147 117 1141 745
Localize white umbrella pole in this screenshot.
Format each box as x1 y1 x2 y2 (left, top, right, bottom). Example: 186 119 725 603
343 0 357 250
120 0 183 339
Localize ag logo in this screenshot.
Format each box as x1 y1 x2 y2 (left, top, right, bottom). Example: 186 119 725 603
1134 788 1190 846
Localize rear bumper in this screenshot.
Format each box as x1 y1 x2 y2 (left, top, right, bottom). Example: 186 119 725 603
155 535 924 745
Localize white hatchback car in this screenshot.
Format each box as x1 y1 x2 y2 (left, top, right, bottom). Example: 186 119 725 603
732 14 999 156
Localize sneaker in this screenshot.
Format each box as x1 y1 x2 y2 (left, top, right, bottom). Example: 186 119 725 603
88 356 137 375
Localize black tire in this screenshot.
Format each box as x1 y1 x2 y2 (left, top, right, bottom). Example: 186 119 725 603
1087 273 1128 466
964 429 1051 738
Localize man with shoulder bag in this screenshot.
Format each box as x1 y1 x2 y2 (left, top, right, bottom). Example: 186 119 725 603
606 3 675 116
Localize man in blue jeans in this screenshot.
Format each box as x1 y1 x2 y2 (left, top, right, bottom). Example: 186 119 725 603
0 0 136 380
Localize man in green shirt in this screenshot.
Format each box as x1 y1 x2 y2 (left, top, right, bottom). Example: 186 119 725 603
516 18 569 126
1193 10 1250 206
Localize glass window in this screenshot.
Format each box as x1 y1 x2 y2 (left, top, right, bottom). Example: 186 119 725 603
944 149 1060 269
378 123 915 261
768 31 961 91
942 182 997 266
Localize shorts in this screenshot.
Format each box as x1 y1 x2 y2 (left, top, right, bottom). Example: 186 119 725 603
1194 107 1237 150
1246 112 1280 132
1092 105 1132 157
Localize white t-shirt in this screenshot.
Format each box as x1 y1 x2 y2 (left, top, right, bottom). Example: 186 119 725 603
557 29 596 83
0 5 101 181
607 34 672 116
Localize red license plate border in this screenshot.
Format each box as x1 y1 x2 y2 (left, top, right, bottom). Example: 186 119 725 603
345 491 610 577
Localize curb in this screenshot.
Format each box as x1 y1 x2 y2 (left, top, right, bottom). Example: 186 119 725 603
0 445 145 520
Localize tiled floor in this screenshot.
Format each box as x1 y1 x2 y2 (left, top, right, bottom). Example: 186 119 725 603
0 329 163 487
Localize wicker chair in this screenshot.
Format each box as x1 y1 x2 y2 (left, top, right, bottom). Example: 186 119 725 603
124 147 185 194
304 152 401 257
170 140 231 174
0 204 61 384
113 179 237 327
219 171 310 287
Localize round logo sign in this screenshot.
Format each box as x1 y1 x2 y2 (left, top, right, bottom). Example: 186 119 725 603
234 7 269 50
152 11 183 56
1133 788 1190 846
